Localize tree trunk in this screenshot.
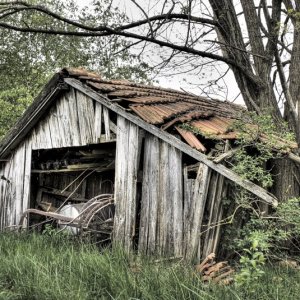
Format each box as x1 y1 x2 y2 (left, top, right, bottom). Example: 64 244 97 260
271 158 300 201
209 0 300 201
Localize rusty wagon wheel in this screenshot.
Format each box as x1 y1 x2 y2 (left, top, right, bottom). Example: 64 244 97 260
79 194 115 244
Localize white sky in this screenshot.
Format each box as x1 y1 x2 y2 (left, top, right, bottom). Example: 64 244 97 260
76 0 243 105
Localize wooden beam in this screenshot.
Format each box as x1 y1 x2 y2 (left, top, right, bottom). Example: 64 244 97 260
288 152 300 165
213 146 242 163
65 78 278 207
32 162 114 174
38 187 88 202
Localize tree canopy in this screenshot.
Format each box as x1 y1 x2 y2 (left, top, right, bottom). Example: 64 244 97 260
0 0 151 137
1 0 300 199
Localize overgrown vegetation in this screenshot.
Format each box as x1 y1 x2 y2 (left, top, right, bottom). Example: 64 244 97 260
219 113 300 284
0 0 152 139
180 113 300 284
0 232 298 300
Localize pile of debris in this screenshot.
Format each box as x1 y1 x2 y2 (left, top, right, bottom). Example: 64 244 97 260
195 253 235 285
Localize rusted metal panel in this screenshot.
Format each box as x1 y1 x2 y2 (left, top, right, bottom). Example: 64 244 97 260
175 126 207 152
118 96 177 104
108 90 150 98
130 102 196 124
191 117 236 139
162 111 214 131
87 81 116 93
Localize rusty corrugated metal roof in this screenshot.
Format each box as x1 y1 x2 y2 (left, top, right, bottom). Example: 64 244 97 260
130 102 197 124
175 127 207 152
191 117 236 139
60 68 248 152
60 68 298 153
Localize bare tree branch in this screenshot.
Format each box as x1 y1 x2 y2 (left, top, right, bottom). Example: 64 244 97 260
0 21 258 84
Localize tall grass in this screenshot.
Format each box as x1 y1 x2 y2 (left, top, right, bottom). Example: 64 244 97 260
0 233 299 299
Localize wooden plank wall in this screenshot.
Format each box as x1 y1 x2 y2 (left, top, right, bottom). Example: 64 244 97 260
201 173 227 259
0 140 32 230
183 163 211 260
113 116 142 251
138 133 183 257
138 134 226 260
0 87 116 230
30 88 115 150
0 85 228 259
183 167 227 261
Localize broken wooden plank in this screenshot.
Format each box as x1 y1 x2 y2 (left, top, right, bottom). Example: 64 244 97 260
66 78 278 207
201 172 225 259
213 146 241 163
175 126 207 152
109 121 117 134
38 187 88 202
185 163 211 261
31 164 114 173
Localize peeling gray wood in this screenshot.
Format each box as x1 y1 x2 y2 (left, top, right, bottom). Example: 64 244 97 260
56 95 71 147
76 90 95 145
169 146 183 257
93 101 102 143
159 141 170 255
183 166 192 256
113 116 142 251
22 140 32 228
124 122 141 251
201 172 225 259
103 107 111 141
113 116 127 243
139 134 160 254
47 105 61 148
139 135 183 256
185 163 211 261
67 88 81 146
14 142 25 225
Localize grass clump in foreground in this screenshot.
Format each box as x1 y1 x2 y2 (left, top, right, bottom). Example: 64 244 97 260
0 232 299 300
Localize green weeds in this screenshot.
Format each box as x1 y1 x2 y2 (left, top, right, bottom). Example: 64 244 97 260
0 233 298 299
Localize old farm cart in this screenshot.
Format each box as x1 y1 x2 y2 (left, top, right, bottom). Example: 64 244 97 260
0 68 278 261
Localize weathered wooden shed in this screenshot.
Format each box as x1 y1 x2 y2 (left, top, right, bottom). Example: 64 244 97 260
0 68 278 260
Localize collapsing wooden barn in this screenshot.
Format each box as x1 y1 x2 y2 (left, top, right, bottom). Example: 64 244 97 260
0 68 279 260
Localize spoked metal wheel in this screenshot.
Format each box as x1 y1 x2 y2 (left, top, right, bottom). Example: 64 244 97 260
80 194 115 244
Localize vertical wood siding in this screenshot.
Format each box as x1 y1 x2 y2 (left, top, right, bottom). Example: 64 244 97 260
138 133 183 257
113 116 142 251
30 88 114 150
0 88 116 230
201 172 227 259
0 85 228 260
0 140 32 230
183 163 211 260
